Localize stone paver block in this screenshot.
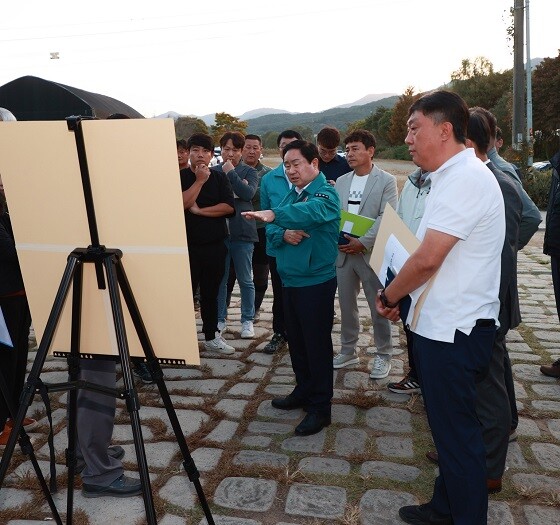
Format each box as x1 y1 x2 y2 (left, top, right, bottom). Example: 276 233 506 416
257 400 302 421
488 500 514 524
159 515 189 525
512 473 560 496
531 400 560 412
505 442 528 469
512 364 553 382
162 368 203 380
246 354 274 366
342 371 370 389
270 376 295 384
332 404 357 425
233 450 289 468
242 366 269 380
281 430 326 453
297 456 351 476
263 384 294 397
360 489 418 525
366 406 412 433
0 487 34 509
285 483 346 519
227 383 259 397
205 420 239 443
547 419 560 440
169 395 205 407
531 443 560 470
175 409 210 436
214 477 277 511
532 382 560 398
202 359 245 377
247 421 293 435
113 423 154 442
167 379 226 395
507 342 533 352
533 330 560 342
159 474 197 510
190 447 223 472
361 461 421 482
376 436 414 458
241 436 272 448
199 516 261 525
215 399 249 419
523 504 560 525
516 417 541 437
334 428 367 456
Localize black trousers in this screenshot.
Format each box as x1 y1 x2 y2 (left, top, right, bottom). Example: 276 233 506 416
283 277 337 416
268 256 287 338
0 295 31 429
189 241 227 340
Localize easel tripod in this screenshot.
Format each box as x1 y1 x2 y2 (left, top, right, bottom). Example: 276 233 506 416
0 116 215 524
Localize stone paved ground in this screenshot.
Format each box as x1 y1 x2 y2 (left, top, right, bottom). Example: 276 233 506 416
1 231 559 524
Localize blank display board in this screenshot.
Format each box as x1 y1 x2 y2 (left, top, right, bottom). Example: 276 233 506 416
0 119 199 365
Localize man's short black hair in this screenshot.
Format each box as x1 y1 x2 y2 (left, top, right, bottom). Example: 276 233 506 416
220 131 245 149
408 90 469 145
176 139 188 150
317 127 341 149
467 108 492 153
277 129 302 147
186 133 214 151
282 140 319 163
344 129 377 149
244 134 262 144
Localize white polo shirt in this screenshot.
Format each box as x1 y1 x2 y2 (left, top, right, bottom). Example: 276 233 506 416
407 148 505 343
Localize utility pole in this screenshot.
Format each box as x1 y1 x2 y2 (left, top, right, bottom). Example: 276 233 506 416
526 0 533 165
512 0 525 151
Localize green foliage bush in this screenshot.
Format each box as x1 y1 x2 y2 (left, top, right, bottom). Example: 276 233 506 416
523 169 552 210
376 145 411 161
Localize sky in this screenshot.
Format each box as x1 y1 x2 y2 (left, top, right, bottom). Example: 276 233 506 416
1 0 558 119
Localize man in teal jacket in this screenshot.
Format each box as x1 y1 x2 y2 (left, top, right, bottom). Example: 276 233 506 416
243 140 340 436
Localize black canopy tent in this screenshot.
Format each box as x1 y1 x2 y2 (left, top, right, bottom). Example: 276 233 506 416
0 75 144 120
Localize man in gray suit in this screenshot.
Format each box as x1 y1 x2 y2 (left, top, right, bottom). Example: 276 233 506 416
333 129 398 379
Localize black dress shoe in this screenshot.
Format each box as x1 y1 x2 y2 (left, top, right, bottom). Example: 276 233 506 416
271 395 307 410
399 504 453 525
82 474 142 498
294 413 331 436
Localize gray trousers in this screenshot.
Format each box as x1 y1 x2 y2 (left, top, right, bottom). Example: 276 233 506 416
337 255 392 356
475 332 511 479
74 359 123 486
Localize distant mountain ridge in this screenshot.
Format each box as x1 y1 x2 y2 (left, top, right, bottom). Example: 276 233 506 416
155 93 400 132
245 95 399 135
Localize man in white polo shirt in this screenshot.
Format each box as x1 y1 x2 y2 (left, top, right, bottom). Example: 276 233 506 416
376 91 505 525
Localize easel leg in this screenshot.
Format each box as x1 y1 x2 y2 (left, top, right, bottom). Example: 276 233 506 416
104 255 157 524
115 259 215 525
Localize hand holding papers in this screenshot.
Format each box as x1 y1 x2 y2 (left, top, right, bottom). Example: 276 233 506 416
339 210 375 245
370 204 433 329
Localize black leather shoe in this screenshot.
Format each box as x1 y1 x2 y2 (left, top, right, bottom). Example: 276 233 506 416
82 474 142 498
399 504 453 525
294 413 331 436
271 395 307 410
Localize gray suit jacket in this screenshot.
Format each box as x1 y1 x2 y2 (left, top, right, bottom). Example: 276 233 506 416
335 164 397 267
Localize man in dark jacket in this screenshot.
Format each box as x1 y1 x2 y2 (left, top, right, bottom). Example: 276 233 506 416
540 150 560 378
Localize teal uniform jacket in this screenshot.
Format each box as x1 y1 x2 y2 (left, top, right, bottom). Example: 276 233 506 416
261 163 291 257
267 173 340 288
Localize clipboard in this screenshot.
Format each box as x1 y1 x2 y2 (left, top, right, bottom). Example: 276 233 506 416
370 203 435 330
338 210 375 245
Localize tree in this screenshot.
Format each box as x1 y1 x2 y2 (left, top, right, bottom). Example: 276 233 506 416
532 50 560 158
292 125 314 142
262 131 279 150
387 87 419 146
210 112 248 142
174 116 208 140
451 57 494 82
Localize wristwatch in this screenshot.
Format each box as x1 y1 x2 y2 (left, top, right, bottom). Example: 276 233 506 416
379 288 399 309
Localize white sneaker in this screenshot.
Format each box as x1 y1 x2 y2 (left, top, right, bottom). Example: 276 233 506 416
370 354 392 379
333 353 360 369
240 321 255 339
203 336 234 355
217 320 227 333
